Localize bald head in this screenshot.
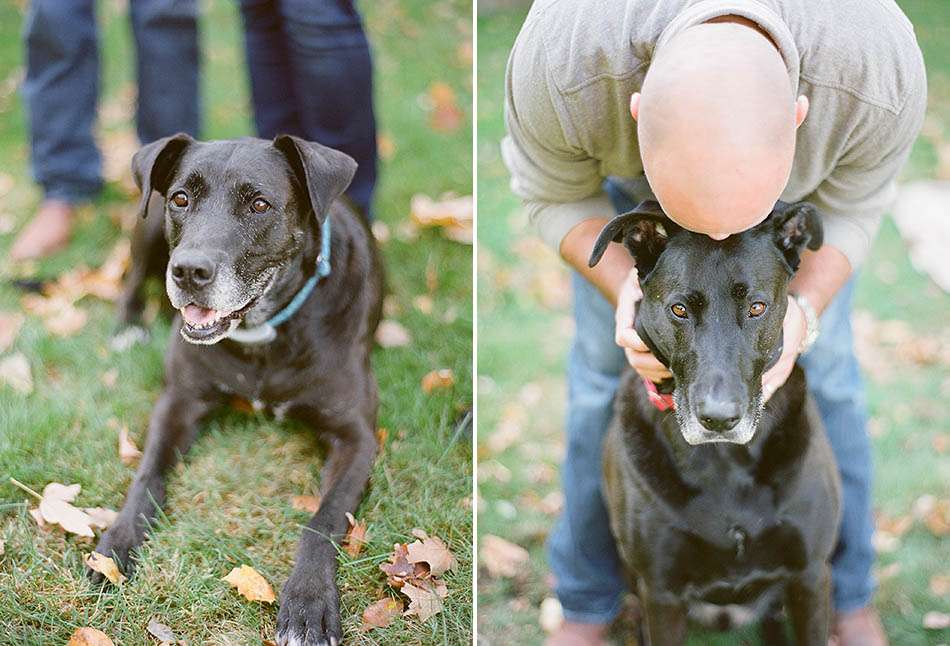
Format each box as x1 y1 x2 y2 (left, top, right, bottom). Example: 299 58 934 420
635 20 805 239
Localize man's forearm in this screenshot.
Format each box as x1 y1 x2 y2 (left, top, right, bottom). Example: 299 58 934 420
559 218 635 307
789 244 852 316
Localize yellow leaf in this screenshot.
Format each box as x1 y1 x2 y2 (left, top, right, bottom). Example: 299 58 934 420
85 552 126 586
222 565 276 603
118 427 142 466
38 482 96 537
421 369 455 394
67 627 115 646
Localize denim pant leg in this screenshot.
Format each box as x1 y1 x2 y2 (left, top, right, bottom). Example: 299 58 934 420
129 0 200 143
22 0 102 202
799 279 876 612
547 272 628 623
239 0 378 217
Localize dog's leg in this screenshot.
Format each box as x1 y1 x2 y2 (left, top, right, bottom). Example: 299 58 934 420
785 564 832 646
277 404 377 646
116 197 167 330
90 389 212 581
639 582 687 646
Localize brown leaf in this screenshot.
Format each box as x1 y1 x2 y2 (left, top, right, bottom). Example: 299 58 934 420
290 495 321 514
146 617 177 642
428 82 463 132
402 581 444 622
343 512 368 558
923 611 950 630
85 552 126 586
409 193 473 244
0 311 23 352
380 543 415 588
67 627 115 646
421 369 455 394
376 320 412 348
0 352 33 395
361 597 404 630
406 533 458 577
222 565 276 603
118 427 142 466
480 534 529 579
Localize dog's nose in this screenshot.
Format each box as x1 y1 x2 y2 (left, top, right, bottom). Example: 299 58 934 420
697 399 742 432
170 250 216 291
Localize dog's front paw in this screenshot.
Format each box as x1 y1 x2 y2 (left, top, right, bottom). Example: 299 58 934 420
88 521 141 585
276 576 341 646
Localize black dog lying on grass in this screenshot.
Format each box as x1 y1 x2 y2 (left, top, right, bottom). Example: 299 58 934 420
90 133 383 646
588 200 841 645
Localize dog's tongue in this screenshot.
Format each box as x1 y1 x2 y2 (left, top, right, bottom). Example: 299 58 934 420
181 304 220 326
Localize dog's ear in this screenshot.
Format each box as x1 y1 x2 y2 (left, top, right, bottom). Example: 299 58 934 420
588 200 680 277
131 132 193 219
772 201 823 272
273 134 358 222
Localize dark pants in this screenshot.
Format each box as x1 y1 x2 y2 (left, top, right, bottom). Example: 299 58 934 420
22 0 200 202
238 0 377 218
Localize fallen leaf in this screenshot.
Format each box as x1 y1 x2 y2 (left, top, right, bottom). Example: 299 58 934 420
67 627 115 646
85 552 126 585
0 353 32 395
118 427 142 466
930 574 950 596
376 320 412 348
146 617 177 642
222 565 276 603
100 368 118 388
413 295 433 315
371 220 391 243
923 611 950 630
923 499 950 536
421 369 455 394
377 133 396 161
343 512 368 558
380 543 415 588
38 482 97 537
406 533 458 577
83 507 118 530
427 82 463 132
290 495 321 514
480 534 529 579
361 597 403 630
0 311 23 352
409 193 473 244
376 427 389 445
402 581 444 622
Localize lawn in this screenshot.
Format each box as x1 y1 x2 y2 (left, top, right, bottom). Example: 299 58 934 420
0 1 472 644
476 3 950 645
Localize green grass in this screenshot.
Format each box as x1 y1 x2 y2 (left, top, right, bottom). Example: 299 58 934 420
476 3 950 645
0 1 472 644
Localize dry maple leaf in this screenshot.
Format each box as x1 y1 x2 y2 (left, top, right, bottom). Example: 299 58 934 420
85 552 126 586
34 482 103 537
0 353 32 395
67 627 115 646
375 320 412 348
0 311 23 352
480 534 529 579
402 581 444 622
118 427 142 466
222 565 276 603
380 543 415 588
343 512 368 558
146 617 178 642
361 597 404 631
406 533 458 577
421 369 455 394
84 507 118 530
290 495 321 514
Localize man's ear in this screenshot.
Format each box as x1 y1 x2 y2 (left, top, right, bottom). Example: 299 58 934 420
772 200 823 272
131 132 193 219
588 200 680 278
273 134 358 222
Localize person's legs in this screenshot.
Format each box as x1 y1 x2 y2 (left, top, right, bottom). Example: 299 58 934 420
129 0 200 142
275 0 378 217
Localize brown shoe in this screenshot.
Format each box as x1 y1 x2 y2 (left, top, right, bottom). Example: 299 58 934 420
10 199 76 260
833 606 888 646
544 621 609 646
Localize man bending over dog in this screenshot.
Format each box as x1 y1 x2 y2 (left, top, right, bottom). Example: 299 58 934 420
502 1 926 644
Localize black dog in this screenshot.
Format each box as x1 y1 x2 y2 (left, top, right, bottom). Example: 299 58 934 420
588 201 841 645
92 133 383 646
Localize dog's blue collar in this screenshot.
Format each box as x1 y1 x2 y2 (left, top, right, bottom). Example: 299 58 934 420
227 216 331 345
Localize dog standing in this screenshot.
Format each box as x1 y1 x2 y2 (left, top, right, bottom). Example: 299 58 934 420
588 201 841 645
92 133 383 646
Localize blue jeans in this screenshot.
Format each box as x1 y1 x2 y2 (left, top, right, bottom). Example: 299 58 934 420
548 183 876 622
22 0 200 203
238 0 377 218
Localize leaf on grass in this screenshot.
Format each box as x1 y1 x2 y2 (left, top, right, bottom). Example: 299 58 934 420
100 368 118 388
929 574 950 596
343 512 368 558
85 552 126 586
406 531 458 577
37 482 108 537
480 534 529 579
0 352 32 395
377 133 396 161
421 369 455 394
290 495 321 514
118 427 142 466
67 627 115 646
402 581 444 622
409 193 473 244
0 311 23 352
375 320 412 348
84 507 118 530
427 82 463 133
380 543 415 588
146 617 177 642
44 302 88 337
361 597 404 630
222 565 276 603
923 611 950 630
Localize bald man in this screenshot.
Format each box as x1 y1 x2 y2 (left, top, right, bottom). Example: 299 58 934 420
502 1 926 644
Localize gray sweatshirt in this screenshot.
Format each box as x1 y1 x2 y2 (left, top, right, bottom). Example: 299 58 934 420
502 0 927 268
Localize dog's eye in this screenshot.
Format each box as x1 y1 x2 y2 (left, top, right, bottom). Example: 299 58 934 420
749 301 767 318
170 191 189 208
671 303 688 319
251 198 271 214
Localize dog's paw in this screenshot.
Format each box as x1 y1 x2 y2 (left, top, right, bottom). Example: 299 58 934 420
88 522 140 585
276 577 342 646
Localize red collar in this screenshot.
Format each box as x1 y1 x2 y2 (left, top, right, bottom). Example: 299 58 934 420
642 377 675 411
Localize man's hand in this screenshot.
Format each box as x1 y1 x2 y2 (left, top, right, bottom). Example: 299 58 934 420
761 295 807 401
614 266 672 382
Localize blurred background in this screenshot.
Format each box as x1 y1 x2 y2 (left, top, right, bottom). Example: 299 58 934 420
477 1 949 644
0 1 472 644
